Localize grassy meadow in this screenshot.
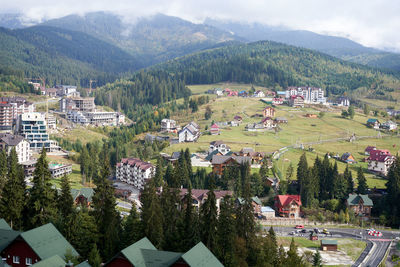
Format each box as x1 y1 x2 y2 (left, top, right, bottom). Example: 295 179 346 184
162 85 400 188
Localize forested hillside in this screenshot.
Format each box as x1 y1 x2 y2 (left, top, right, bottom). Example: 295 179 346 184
205 18 400 71
42 12 240 66
0 26 142 87
153 41 400 95
94 71 191 118
0 66 36 93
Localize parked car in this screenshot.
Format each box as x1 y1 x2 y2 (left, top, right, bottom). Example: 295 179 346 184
314 228 320 233
295 225 304 229
300 229 308 233
323 229 330 234
289 231 296 235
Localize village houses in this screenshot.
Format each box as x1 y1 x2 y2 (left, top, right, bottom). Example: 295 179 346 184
263 106 275 117
367 149 395 176
209 140 231 155
346 194 373 220
178 121 200 143
274 195 302 218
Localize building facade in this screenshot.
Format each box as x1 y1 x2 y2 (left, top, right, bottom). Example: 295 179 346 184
209 141 231 155
178 122 200 143
367 149 395 176
0 133 30 163
160 119 178 132
116 158 155 189
346 194 373 220
285 87 326 104
274 195 302 218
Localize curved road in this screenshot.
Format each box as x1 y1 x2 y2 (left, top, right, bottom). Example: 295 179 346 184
266 226 395 267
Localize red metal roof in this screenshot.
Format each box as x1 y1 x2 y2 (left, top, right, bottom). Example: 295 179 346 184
276 195 302 207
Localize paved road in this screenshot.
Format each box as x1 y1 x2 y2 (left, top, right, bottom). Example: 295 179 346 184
264 226 396 267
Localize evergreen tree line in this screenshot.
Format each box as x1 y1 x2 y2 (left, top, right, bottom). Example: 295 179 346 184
294 153 368 212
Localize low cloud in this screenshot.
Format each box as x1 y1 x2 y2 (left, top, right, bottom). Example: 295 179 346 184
2 0 400 52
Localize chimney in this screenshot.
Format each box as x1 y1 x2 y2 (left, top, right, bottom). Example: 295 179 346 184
65 261 74 267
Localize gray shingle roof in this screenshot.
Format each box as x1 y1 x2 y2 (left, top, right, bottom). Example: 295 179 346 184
0 134 25 146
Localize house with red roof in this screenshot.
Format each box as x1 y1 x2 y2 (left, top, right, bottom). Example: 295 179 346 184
210 124 220 135
272 98 284 105
289 95 304 108
261 117 276 129
364 146 377 156
263 106 275 118
367 149 395 176
274 195 302 218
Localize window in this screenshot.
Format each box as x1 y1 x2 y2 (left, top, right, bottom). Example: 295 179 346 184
26 257 32 265
13 256 20 264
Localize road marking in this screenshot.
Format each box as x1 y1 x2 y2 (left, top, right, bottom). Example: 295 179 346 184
369 239 391 242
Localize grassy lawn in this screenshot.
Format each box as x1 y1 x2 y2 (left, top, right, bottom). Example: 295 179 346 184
162 92 399 188
188 83 270 95
277 237 366 261
52 127 108 144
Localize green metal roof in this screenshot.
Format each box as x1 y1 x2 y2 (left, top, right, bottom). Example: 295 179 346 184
367 118 378 123
31 255 66 267
0 229 21 251
321 240 338 245
0 219 11 230
0 258 10 267
70 188 94 202
21 223 79 260
121 237 157 266
347 194 373 206
237 197 262 205
140 249 183 267
76 260 91 267
182 242 224 267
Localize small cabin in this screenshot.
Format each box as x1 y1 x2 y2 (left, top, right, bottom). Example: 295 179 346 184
321 240 337 251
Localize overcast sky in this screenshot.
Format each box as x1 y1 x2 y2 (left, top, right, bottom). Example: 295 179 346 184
2 0 400 52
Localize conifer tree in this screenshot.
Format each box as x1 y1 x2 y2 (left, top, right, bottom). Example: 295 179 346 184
121 203 143 249
216 196 236 267
328 162 339 199
58 175 74 220
79 146 90 184
26 149 58 228
313 249 322 267
297 153 308 195
0 148 26 230
161 184 183 251
319 154 331 201
344 165 354 194
164 163 175 187
386 157 400 225
200 183 218 252
140 179 163 248
258 227 278 266
91 155 121 260
88 244 102 267
286 238 304 266
356 167 368 194
153 156 164 187
0 150 7 195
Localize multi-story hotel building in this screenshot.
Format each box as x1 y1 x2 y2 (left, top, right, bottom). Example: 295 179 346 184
116 158 155 190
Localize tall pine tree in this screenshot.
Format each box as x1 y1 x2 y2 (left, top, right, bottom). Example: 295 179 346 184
0 150 7 195
26 149 58 228
356 167 368 195
0 148 26 230
121 203 143 249
200 184 218 253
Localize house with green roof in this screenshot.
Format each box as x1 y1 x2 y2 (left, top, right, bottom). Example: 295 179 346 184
346 194 373 220
1 223 78 267
0 220 11 231
70 188 94 207
106 237 223 267
366 118 380 129
31 255 66 267
321 240 338 251
236 196 262 217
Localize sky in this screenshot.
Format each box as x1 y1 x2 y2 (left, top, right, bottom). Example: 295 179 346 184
1 0 400 52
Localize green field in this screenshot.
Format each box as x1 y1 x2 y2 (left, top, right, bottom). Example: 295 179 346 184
163 89 400 188
188 83 271 95
53 127 108 144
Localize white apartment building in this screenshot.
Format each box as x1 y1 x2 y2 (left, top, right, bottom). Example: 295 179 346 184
17 112 59 152
178 122 200 143
209 141 231 155
116 158 155 190
367 149 395 176
161 119 178 132
285 87 326 104
0 133 31 163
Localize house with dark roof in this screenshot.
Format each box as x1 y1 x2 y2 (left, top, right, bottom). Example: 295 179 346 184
380 120 398 130
274 195 302 218
261 117 276 129
364 146 376 156
367 149 395 176
208 141 230 156
178 122 200 143
106 237 223 267
1 223 78 267
321 240 338 251
245 123 264 132
0 133 30 163
178 188 233 213
366 118 380 129
116 158 155 190
238 148 267 165
340 153 356 164
274 117 288 124
211 155 251 176
346 194 373 220
289 95 304 108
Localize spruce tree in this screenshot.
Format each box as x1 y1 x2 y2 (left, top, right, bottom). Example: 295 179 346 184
58 175 74 220
216 196 237 267
297 153 308 195
140 179 163 248
164 163 175 187
0 148 26 230
184 148 193 179
26 149 58 228
0 150 7 195
356 167 368 194
200 184 218 253
313 249 322 267
386 157 400 225
344 165 354 194
161 184 183 251
121 203 143 249
286 238 304 266
153 156 164 187
180 185 200 251
91 155 121 260
88 243 102 267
